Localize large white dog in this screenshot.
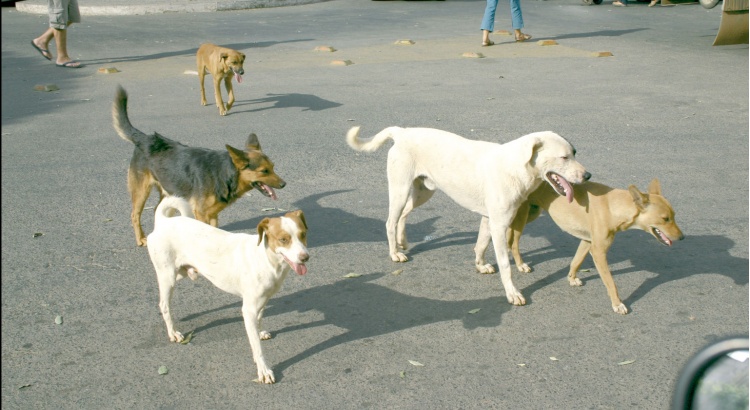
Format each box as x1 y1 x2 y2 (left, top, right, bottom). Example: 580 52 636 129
347 126 590 306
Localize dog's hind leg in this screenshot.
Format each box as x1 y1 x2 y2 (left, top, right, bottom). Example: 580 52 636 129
127 167 153 246
474 217 496 274
395 178 435 252
508 202 533 273
385 156 416 262
224 76 235 112
242 300 275 383
567 240 590 287
155 269 184 343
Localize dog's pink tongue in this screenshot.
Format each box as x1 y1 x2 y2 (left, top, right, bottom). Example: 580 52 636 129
560 177 574 203
659 231 673 246
293 262 307 275
235 73 243 84
266 185 277 200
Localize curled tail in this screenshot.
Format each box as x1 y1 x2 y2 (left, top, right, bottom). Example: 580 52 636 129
153 197 193 230
112 85 149 145
346 126 402 152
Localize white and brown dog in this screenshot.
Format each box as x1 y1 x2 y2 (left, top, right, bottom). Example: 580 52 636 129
146 196 309 384
347 126 590 306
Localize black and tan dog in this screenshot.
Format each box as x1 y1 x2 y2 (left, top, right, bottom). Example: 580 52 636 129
112 85 285 246
197 43 246 116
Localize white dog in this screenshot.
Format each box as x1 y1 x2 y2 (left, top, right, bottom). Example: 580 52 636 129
346 126 590 306
146 196 309 384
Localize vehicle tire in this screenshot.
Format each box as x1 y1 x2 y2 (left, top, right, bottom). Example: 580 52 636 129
593 0 603 4
699 0 720 8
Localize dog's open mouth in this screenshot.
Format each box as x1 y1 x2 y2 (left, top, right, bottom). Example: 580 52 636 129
546 172 574 203
253 182 277 200
651 227 673 246
283 255 307 275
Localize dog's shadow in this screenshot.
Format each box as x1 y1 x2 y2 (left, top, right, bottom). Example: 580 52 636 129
222 189 442 247
82 40 312 65
232 93 343 113
187 272 507 381
514 216 749 308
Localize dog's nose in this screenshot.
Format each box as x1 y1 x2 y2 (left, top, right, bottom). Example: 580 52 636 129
238 69 245 75
299 252 309 263
279 180 286 189
583 171 592 181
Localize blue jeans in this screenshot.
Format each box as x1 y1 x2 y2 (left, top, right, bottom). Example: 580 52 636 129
481 0 524 32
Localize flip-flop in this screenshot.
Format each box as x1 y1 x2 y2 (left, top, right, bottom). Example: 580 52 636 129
56 61 82 68
515 33 532 42
482 40 495 47
31 41 52 61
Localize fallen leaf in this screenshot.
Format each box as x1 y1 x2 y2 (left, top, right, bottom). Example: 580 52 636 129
550 357 559 361
391 269 403 276
468 308 481 314
343 273 362 278
517 363 526 367
408 360 424 367
158 365 169 375
179 331 193 345
400 371 406 378
262 207 277 212
33 232 44 238
618 360 636 366
18 384 32 390
55 316 63 325
580 269 591 272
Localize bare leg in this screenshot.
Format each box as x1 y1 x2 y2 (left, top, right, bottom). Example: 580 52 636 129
52 23 79 66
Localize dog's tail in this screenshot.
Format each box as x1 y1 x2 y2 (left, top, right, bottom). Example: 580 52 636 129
346 126 402 152
112 85 149 145
153 197 193 230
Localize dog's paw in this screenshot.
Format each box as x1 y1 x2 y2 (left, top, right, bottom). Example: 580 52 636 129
201 99 207 106
517 263 532 273
391 252 409 263
569 277 583 287
476 264 495 274
506 290 526 306
612 303 628 315
169 331 185 343
256 367 276 384
259 330 272 340
137 237 148 247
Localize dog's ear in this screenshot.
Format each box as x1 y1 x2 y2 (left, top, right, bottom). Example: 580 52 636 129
525 137 544 166
257 218 270 246
287 210 307 230
245 133 262 152
629 185 650 211
240 53 246 63
226 144 249 170
647 178 662 196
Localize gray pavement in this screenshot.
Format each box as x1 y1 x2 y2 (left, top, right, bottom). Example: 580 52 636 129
15 0 323 16
2 0 748 408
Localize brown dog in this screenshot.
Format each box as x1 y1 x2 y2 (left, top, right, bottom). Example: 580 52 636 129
508 178 684 314
197 43 246 116
112 85 285 246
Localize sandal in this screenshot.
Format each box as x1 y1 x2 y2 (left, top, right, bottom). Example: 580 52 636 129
56 60 82 68
648 0 659 6
613 1 627 5
515 33 532 42
482 40 495 47
31 41 52 61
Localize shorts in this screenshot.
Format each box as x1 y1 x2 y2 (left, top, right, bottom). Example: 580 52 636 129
48 0 80 30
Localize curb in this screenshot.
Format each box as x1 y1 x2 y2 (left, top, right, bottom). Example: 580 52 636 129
16 0 327 16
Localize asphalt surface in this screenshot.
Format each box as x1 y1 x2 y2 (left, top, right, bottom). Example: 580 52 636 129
2 0 748 408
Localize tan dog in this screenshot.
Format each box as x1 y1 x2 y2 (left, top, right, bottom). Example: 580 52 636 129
197 43 246 116
508 178 684 314
147 197 309 384
347 126 591 306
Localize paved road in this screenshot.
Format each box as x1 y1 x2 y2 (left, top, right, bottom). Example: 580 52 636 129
2 0 748 408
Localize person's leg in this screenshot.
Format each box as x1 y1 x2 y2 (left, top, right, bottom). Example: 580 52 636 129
480 0 499 45
53 24 79 66
510 0 524 30
32 27 55 59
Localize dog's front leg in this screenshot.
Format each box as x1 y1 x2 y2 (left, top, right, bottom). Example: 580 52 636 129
588 236 627 314
198 66 208 106
242 301 275 384
488 216 526 306
213 76 226 116
474 217 495 274
224 76 235 112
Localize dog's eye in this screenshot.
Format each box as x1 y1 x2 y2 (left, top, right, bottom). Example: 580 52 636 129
561 156 569 160
279 237 289 244
663 216 670 222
